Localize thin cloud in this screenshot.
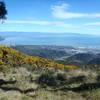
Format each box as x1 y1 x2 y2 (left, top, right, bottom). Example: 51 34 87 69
4 20 77 28
5 20 51 25
85 22 100 26
51 3 100 19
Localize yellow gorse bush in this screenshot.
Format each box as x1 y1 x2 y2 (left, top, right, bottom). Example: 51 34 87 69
0 60 5 65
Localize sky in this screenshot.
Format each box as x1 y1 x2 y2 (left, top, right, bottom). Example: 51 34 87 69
0 0 100 35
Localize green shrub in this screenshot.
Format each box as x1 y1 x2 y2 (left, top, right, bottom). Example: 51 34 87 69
56 73 67 81
38 72 57 86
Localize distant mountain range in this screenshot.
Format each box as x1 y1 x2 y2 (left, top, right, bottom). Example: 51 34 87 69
12 45 100 66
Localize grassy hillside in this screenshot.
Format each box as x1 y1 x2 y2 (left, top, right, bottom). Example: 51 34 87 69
0 46 100 100
0 46 78 71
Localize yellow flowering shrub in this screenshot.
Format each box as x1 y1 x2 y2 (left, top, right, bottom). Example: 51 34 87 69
0 60 5 65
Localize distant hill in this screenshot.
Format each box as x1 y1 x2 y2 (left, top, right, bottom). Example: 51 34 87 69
66 53 95 63
12 45 100 66
57 53 100 67
88 57 100 65
12 45 70 59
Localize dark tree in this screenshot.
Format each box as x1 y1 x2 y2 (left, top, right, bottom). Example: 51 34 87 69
0 1 7 22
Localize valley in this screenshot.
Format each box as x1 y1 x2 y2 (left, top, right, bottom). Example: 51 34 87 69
13 45 100 66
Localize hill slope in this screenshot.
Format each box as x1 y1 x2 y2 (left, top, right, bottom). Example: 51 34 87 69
0 46 78 72
0 46 100 100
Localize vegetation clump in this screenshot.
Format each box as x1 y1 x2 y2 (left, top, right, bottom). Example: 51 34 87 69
0 1 7 21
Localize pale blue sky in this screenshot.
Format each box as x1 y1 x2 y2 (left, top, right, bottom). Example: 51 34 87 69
0 0 100 35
